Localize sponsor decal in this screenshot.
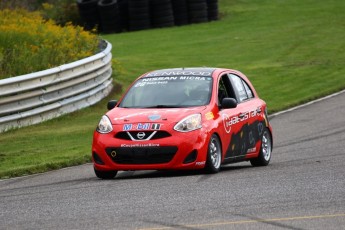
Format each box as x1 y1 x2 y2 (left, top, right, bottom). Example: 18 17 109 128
205 112 214 120
222 107 262 133
225 120 266 159
123 124 133 131
222 114 232 133
151 123 161 130
134 81 168 87
122 123 161 131
195 161 206 166
148 114 161 121
121 143 160 147
135 76 212 87
145 71 212 77
137 123 150 130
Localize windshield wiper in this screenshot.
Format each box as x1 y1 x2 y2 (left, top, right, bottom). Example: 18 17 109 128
144 105 182 108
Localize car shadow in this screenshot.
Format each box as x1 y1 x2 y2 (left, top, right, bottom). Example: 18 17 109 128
114 164 252 180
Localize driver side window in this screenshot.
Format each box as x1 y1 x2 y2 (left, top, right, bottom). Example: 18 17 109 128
218 74 236 105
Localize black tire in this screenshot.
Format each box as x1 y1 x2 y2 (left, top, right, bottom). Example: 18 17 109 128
151 4 173 12
150 0 171 6
129 6 150 14
128 0 149 7
175 19 189 25
187 0 205 3
94 167 118 179
189 10 207 23
77 0 99 10
250 128 272 167
151 9 174 18
129 21 151 31
188 2 207 10
204 134 222 173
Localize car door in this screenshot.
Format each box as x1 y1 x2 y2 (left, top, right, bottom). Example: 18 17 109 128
217 74 248 161
228 74 263 158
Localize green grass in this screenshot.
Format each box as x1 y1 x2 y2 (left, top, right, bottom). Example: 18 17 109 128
0 0 344 178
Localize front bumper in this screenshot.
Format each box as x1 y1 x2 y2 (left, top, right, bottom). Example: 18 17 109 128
92 128 210 171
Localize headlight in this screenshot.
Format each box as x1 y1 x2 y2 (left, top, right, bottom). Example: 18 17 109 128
174 114 202 132
96 115 113 134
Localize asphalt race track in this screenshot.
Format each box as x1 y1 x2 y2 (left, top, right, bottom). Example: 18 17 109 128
1 91 345 230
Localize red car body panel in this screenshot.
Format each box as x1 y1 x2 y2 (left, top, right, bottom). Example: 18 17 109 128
92 68 272 173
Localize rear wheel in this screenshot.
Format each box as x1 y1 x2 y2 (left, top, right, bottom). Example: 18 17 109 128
250 128 272 166
94 168 117 179
205 134 222 173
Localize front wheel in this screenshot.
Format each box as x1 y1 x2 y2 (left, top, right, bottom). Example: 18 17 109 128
94 167 118 179
250 128 272 166
205 134 222 173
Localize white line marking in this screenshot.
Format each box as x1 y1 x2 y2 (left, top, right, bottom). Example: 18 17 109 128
269 89 345 118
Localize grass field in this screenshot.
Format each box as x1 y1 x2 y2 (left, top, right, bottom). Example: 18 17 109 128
0 0 344 178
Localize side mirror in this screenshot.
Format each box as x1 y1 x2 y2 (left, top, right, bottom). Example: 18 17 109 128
221 98 237 109
107 100 118 110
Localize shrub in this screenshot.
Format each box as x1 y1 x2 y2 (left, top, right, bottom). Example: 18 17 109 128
41 0 81 26
0 0 81 26
0 9 99 79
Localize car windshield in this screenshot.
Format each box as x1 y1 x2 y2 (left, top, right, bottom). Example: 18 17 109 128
119 76 213 108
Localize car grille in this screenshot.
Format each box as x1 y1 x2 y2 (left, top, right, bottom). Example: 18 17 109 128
115 131 171 141
106 146 178 164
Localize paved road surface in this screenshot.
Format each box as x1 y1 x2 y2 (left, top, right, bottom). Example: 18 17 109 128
1 92 345 229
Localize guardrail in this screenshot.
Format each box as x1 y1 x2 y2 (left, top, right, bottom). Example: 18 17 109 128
0 40 113 133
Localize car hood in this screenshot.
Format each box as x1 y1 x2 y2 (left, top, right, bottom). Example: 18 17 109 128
107 106 207 125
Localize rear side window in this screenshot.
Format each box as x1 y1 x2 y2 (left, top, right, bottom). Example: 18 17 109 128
230 74 254 102
243 81 254 99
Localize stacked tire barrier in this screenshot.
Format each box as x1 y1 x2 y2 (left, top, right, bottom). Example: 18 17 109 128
77 0 219 33
187 0 208 23
150 0 174 28
172 0 189 26
98 0 122 33
207 0 218 21
128 0 151 31
0 41 113 133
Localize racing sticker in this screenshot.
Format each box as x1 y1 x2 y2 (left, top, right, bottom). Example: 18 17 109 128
145 71 212 77
135 76 211 87
222 107 262 133
225 120 265 159
123 123 161 131
121 143 160 148
205 112 214 120
222 113 232 133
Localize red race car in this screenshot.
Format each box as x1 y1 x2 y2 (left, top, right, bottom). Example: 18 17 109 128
92 68 273 179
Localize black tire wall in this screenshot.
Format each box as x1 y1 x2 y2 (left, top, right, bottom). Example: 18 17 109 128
77 0 219 33
128 0 151 31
